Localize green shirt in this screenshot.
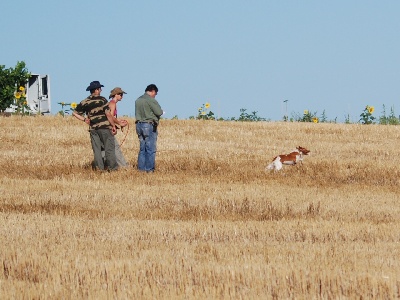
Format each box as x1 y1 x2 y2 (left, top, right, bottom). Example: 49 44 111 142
74 95 111 130
135 93 163 124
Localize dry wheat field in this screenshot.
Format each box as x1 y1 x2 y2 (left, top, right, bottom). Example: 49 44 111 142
1 115 400 299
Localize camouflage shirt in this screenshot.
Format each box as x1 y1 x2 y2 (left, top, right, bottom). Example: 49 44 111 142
74 95 111 130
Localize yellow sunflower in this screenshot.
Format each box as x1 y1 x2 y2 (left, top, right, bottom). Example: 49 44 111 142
23 101 27 105
205 102 210 109
19 86 25 91
15 92 21 99
201 111 206 115
71 102 77 109
304 110 309 115
368 106 374 114
312 117 319 123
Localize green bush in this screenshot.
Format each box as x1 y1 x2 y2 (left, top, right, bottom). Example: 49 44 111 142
230 108 266 122
0 61 31 112
379 105 399 125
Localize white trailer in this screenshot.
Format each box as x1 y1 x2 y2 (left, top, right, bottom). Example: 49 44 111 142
26 74 51 114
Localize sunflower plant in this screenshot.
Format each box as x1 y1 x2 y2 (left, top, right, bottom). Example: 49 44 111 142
13 86 31 115
197 102 215 120
57 102 77 117
359 105 375 124
293 109 318 122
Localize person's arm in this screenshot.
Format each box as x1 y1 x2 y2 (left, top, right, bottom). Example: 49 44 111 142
109 101 128 127
105 110 117 135
72 102 90 124
108 101 117 122
149 99 163 117
72 111 89 124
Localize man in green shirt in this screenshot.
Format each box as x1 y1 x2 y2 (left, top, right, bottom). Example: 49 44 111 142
135 84 163 172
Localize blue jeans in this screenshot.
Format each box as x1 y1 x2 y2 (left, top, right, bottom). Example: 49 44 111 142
135 122 158 172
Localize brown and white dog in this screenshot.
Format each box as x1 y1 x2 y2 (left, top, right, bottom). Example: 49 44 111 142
266 146 310 171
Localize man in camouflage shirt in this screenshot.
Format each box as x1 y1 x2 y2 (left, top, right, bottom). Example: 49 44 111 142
72 81 118 171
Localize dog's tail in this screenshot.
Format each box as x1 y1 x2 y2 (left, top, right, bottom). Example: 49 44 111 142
266 156 282 171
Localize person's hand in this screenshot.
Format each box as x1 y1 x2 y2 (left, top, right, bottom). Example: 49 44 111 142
120 119 128 127
111 126 117 135
84 117 90 125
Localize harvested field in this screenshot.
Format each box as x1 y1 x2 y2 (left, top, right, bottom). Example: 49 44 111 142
1 115 399 299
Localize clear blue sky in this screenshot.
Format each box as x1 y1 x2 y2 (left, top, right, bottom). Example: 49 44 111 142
2 1 399 122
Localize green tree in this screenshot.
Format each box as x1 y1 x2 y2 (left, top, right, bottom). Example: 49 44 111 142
0 61 31 112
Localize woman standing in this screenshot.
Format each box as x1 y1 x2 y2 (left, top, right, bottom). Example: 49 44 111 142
108 87 129 168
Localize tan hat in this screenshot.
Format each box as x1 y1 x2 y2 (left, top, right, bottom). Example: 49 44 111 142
109 87 127 98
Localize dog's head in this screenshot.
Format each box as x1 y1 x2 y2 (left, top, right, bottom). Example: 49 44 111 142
296 146 310 155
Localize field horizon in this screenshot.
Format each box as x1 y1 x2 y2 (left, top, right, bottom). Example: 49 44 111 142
1 115 399 299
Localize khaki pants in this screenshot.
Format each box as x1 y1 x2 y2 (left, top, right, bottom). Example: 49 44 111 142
90 129 118 171
102 136 128 168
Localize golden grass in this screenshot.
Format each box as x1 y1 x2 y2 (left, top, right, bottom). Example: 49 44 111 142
1 115 399 299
